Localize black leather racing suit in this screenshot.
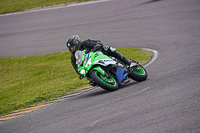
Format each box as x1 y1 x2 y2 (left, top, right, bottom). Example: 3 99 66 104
70 39 131 75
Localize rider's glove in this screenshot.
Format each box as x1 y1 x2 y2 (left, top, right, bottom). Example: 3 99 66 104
104 46 110 50
91 43 103 52
104 46 116 52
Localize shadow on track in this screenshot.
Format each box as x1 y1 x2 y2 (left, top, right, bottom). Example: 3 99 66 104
118 80 144 89
79 80 147 99
74 78 149 101
78 88 111 98
140 0 162 5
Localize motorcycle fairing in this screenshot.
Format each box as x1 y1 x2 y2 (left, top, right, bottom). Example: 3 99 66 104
115 67 128 84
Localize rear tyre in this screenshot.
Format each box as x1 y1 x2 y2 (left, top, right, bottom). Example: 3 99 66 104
128 64 148 82
90 70 118 91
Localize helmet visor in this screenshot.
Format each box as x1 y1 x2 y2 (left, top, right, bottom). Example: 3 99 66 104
67 43 78 53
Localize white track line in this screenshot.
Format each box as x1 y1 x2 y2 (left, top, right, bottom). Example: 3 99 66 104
86 86 151 111
0 0 111 17
68 0 111 7
90 111 124 126
143 48 159 67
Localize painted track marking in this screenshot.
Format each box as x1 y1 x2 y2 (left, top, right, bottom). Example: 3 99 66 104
90 111 124 126
0 0 111 17
143 48 159 67
86 86 151 111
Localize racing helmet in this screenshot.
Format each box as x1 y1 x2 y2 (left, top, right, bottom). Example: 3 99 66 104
66 35 81 53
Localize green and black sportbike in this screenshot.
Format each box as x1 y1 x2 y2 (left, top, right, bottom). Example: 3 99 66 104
75 50 147 91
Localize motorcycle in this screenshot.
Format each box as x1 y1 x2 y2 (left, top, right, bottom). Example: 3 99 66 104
75 50 147 91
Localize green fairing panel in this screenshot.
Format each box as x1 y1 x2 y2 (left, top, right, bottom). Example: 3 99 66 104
94 54 111 61
90 66 105 75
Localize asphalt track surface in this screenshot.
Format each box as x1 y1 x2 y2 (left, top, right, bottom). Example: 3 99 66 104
0 0 200 132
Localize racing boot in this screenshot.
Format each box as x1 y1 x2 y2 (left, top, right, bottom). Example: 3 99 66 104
121 56 137 68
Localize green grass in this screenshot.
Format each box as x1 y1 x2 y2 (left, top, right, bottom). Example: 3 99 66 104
0 48 152 116
0 0 92 14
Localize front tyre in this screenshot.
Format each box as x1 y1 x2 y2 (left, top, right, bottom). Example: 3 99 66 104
90 70 119 91
128 65 148 82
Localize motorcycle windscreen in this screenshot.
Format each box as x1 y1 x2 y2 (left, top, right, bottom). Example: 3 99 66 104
75 50 84 65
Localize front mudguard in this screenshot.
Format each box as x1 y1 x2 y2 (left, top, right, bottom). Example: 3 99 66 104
89 66 105 76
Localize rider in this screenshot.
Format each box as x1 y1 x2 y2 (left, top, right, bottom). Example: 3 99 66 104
66 35 136 85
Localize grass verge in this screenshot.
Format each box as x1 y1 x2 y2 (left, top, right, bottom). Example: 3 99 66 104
0 0 92 14
0 48 152 116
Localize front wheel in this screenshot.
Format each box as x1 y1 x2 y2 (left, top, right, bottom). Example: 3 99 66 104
90 70 119 91
128 64 148 82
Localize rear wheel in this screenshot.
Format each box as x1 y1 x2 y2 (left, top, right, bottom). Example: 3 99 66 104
128 64 148 82
90 70 119 91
